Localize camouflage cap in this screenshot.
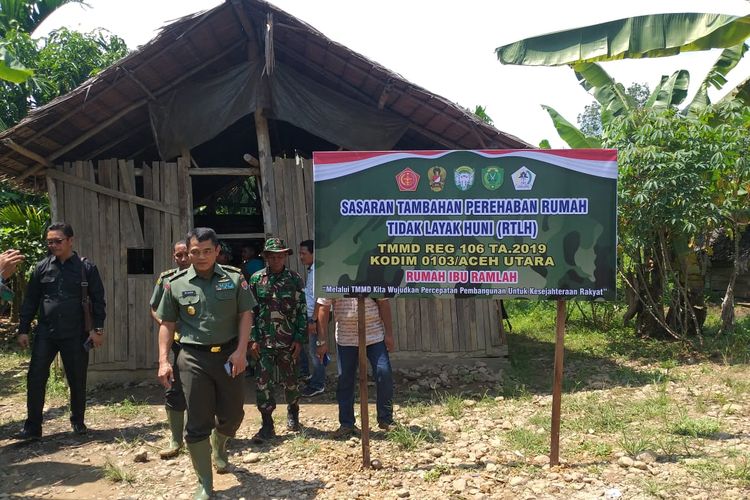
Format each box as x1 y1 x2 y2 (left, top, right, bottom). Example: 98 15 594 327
263 237 293 255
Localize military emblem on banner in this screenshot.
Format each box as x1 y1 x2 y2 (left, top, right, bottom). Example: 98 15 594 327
481 166 504 190
454 166 475 191
428 166 447 192
396 167 420 191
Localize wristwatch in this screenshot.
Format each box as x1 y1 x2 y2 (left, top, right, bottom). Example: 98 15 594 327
315 339 327 347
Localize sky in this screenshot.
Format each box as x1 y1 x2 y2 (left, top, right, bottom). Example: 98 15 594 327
35 0 750 149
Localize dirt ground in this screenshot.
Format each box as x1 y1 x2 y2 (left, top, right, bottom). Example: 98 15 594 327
2 315 750 499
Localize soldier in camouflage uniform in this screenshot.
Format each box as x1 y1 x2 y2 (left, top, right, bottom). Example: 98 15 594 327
248 237 306 441
149 240 190 459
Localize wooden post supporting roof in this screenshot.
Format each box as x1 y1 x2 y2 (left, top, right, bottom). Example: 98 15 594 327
255 108 276 237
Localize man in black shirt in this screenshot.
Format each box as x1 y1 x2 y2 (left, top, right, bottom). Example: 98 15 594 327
17 222 106 440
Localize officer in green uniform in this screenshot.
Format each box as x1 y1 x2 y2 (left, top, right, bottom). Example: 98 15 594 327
157 228 254 500
149 240 190 459
248 237 306 441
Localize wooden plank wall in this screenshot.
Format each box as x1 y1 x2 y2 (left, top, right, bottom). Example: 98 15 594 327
270 157 507 357
49 159 191 372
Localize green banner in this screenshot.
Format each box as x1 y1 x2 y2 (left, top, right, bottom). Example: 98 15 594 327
314 150 617 300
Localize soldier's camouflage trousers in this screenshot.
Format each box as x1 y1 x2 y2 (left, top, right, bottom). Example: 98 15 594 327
256 347 300 412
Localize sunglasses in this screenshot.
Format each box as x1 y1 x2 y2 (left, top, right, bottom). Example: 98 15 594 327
46 238 68 246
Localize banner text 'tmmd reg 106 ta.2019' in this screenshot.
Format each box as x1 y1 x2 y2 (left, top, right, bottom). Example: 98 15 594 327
313 149 616 301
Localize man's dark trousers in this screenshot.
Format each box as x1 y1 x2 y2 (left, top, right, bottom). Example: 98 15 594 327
178 343 245 443
25 334 89 433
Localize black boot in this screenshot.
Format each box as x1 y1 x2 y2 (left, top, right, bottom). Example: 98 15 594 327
252 411 275 443
286 403 300 432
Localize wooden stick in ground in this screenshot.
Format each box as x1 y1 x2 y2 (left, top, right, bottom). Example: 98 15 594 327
550 299 566 466
357 296 371 467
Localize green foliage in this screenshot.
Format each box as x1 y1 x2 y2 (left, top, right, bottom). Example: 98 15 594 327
102 458 135 484
618 432 653 458
423 464 450 482
0 201 49 275
472 104 493 125
386 423 440 450
577 82 649 137
671 416 721 438
0 26 127 128
0 1 87 37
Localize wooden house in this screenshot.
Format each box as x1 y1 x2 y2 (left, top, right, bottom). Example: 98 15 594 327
0 0 530 380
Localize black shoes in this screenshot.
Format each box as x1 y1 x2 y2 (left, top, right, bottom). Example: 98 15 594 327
286 404 300 432
71 422 88 435
252 412 276 443
16 428 41 441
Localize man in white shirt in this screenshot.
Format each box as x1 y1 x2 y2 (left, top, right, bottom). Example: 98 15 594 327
315 296 395 437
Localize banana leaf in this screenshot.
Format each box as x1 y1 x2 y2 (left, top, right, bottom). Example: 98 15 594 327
721 76 750 105
651 70 690 109
0 44 32 84
541 105 602 149
689 42 748 111
496 13 750 66
572 62 634 125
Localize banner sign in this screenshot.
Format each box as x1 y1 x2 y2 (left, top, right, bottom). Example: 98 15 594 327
313 150 617 300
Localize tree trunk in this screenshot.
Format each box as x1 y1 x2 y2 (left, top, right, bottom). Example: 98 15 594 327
720 224 740 334
634 251 667 339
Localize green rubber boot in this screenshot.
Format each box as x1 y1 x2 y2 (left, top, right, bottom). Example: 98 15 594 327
159 409 184 459
210 429 230 473
186 439 213 500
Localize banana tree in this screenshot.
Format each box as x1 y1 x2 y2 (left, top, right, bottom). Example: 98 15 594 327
512 31 750 338
496 12 750 104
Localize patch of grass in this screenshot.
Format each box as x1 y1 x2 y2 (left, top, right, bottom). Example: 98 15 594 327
439 393 464 419
288 431 320 456
527 412 550 431
565 395 626 433
505 428 548 456
102 459 135 484
638 478 673 498
423 464 450 482
400 400 432 420
670 417 720 438
628 392 672 421
727 455 750 484
653 434 693 459
46 370 69 398
722 377 750 398
684 459 726 483
386 424 439 451
114 434 147 450
105 396 148 418
575 439 613 459
619 432 653 458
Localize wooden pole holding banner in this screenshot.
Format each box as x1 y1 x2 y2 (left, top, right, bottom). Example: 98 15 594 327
550 299 566 466
357 296 371 467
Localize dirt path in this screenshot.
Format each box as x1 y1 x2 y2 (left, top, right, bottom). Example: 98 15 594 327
1 340 750 499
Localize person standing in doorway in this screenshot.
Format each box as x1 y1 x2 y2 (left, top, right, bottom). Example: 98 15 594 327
16 222 106 440
241 243 264 281
149 240 190 459
299 240 325 397
157 227 254 500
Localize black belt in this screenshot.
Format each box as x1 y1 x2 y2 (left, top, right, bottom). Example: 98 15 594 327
181 338 238 353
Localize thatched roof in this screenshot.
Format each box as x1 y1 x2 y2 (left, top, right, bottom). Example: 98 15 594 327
0 0 530 188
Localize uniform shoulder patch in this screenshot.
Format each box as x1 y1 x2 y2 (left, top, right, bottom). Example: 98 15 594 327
159 268 179 279
220 264 242 274
168 268 190 282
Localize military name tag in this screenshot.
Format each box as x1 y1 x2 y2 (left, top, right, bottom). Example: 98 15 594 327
181 290 197 297
215 281 235 291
